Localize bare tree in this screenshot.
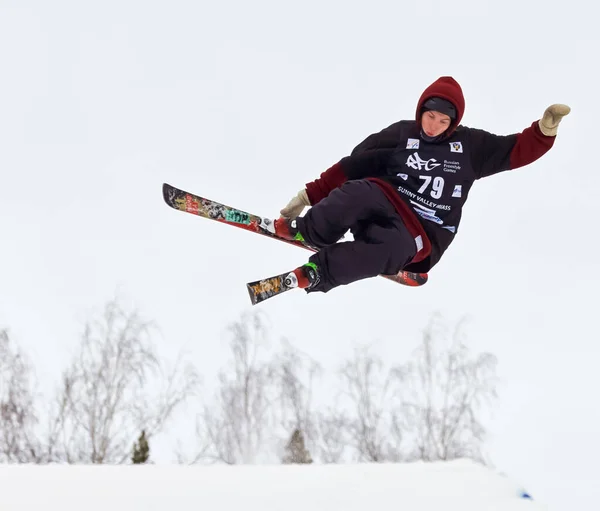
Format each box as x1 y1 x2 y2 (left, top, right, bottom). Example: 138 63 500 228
395 312 498 464
191 310 275 464
311 406 350 463
272 339 322 456
0 329 40 462
338 344 403 462
46 298 199 464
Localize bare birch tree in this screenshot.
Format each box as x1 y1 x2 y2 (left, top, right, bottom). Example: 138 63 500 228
338 344 403 462
0 329 40 462
395 312 498 464
46 298 199 464
311 405 351 463
191 310 275 464
272 338 322 458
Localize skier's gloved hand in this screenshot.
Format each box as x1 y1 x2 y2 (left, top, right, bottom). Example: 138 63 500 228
539 104 571 136
280 189 310 219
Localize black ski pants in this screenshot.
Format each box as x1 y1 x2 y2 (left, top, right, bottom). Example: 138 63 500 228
296 179 417 293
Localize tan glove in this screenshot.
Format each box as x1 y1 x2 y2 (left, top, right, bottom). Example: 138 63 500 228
280 189 310 218
539 104 571 136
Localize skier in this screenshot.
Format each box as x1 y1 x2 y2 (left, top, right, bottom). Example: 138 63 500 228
270 76 570 293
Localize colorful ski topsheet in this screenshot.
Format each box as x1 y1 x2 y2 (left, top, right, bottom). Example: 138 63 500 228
246 272 296 305
162 183 428 288
162 182 315 251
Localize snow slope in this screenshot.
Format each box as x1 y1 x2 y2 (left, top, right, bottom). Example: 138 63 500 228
0 459 545 510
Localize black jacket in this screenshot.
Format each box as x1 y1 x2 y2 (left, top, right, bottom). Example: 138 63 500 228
306 119 555 273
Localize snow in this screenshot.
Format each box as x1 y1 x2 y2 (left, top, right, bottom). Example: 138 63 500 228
0 459 545 510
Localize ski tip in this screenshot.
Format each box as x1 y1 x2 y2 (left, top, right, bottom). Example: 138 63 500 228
246 283 260 306
398 271 428 286
406 272 428 286
162 182 174 201
383 271 428 287
162 182 185 210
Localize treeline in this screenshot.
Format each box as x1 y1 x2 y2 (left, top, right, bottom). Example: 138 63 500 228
0 299 498 465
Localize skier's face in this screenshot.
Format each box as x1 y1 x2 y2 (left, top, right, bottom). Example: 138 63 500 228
421 110 451 138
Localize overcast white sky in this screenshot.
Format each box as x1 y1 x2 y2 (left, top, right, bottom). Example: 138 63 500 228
1 0 598 509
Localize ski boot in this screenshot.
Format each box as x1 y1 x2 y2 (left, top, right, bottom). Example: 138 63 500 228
284 262 320 290
246 262 321 305
259 217 316 248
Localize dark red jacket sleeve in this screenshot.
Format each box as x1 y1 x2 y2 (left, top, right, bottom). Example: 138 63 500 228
305 162 347 205
510 121 556 169
305 150 393 204
470 121 556 179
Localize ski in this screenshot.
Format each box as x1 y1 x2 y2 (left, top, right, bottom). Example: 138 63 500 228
246 271 298 305
162 182 428 289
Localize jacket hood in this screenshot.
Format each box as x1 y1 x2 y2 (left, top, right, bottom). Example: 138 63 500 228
415 76 465 137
